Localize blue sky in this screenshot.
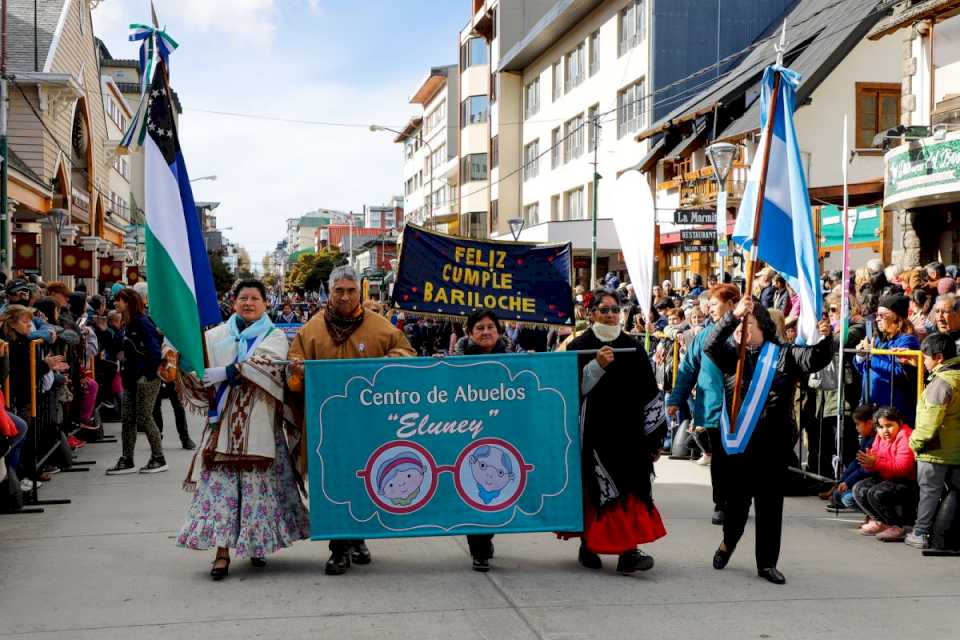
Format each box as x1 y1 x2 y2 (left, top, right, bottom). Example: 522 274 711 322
92 0 469 266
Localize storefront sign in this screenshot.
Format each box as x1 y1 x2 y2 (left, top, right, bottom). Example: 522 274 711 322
674 209 716 225
818 205 881 249
305 353 583 540
393 224 574 325
884 132 960 209
682 243 718 253
680 230 717 242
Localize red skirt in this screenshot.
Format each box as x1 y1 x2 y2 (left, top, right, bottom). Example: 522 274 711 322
558 495 667 554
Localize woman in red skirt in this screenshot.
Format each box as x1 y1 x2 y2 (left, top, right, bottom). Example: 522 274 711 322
562 288 667 574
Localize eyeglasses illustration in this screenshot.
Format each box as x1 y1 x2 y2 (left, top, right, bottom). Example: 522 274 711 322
355 438 535 515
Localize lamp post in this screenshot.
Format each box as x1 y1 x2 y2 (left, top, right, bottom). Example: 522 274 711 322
41 208 69 279
507 217 524 241
190 175 217 183
370 124 434 229
706 142 738 277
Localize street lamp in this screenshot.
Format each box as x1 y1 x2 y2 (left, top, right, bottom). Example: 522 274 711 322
41 208 69 279
190 175 217 183
706 142 738 274
508 217 524 241
370 124 434 229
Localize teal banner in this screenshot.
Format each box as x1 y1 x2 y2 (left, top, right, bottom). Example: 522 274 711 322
305 353 583 540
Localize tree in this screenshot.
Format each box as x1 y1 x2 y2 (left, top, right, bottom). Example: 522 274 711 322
287 248 345 292
236 247 255 280
207 251 235 295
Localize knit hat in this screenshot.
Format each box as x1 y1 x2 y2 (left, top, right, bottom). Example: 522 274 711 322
879 293 910 319
938 277 957 296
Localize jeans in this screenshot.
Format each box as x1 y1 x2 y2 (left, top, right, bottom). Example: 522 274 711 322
5 413 28 472
914 462 960 535
852 477 918 526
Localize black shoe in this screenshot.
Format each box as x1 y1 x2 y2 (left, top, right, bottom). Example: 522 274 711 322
712 510 725 525
578 544 602 570
350 542 372 565
181 438 197 450
325 552 351 575
105 457 136 475
250 557 267 568
616 549 654 574
139 456 168 474
472 556 490 572
210 555 230 581
758 567 786 585
713 545 734 570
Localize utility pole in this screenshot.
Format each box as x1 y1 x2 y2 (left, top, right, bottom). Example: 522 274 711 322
590 114 601 289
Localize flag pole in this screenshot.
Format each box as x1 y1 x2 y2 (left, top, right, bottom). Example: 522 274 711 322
730 26 787 428
834 114 851 480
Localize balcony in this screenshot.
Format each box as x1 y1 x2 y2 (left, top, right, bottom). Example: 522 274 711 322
659 164 748 208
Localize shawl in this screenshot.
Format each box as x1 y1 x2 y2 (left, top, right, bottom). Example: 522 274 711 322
568 328 666 511
181 314 289 490
323 303 364 346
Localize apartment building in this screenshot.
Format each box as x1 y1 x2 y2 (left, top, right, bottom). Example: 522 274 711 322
399 65 459 232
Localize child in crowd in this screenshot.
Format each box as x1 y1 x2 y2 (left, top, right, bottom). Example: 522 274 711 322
905 333 960 549
826 405 877 513
853 406 918 542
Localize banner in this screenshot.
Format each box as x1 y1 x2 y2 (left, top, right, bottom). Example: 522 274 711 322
126 267 141 284
60 246 94 278
305 352 583 540
99 258 117 281
392 224 573 326
612 171 656 321
13 232 39 270
275 322 303 342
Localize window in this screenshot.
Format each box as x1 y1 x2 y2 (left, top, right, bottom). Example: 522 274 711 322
523 202 539 227
490 72 498 103
587 104 600 152
618 0 646 57
563 113 584 162
564 187 584 220
552 61 562 101
424 100 446 136
564 43 585 92
490 199 499 229
524 77 540 119
551 194 561 221
491 135 499 168
856 82 900 149
523 139 540 181
618 77 646 138
461 211 487 239
430 144 446 172
461 153 488 182
461 37 488 68
551 127 561 169
461 95 489 127
589 30 600 76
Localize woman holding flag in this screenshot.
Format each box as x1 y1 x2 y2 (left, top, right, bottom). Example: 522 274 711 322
175 280 310 580
705 296 832 585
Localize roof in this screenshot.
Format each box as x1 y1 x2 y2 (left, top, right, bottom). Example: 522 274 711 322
195 201 221 211
497 0 604 72
8 147 48 190
393 117 422 143
869 0 960 38
5 0 67 73
96 38 140 69
637 0 887 145
325 226 393 250
409 65 454 105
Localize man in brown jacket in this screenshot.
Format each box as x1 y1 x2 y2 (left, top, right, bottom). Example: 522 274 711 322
288 265 414 575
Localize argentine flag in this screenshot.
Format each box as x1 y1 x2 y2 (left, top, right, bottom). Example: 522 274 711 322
733 66 822 345
141 61 220 373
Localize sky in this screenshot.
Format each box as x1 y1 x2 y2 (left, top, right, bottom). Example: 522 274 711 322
91 0 470 268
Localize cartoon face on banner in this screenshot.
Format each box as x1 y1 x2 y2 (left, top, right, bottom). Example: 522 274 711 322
306 354 582 539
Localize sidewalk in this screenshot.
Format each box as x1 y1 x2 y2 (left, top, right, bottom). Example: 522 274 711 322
1 410 958 639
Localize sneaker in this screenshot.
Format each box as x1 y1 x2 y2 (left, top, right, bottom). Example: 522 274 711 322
861 520 888 536
105 457 137 475
904 531 929 549
711 510 725 526
695 454 712 466
41 465 60 475
876 525 907 542
19 478 40 491
325 551 351 576
66 435 86 449
616 549 654 574
181 438 197 450
139 457 169 474
824 502 859 514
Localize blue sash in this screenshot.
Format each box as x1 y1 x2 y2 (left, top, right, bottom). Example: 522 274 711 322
719 341 781 454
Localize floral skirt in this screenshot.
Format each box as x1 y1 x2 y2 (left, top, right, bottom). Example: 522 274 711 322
176 428 310 558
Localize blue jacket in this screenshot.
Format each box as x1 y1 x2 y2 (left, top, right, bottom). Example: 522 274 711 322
853 333 920 426
666 320 725 428
840 434 876 488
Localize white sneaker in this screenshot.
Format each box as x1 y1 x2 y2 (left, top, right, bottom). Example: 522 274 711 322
696 455 712 466
19 478 40 491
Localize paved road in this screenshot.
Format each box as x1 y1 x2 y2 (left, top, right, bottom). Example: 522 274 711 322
1 409 958 639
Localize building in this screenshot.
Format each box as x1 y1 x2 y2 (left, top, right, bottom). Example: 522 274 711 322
869 0 960 267
363 198 403 229
636 0 902 285
398 65 460 232
284 208 354 255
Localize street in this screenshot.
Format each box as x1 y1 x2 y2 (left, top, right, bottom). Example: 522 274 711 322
1 408 957 640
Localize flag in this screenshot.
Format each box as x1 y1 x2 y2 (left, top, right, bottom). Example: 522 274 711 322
13 232 39 270
142 60 220 373
733 66 822 344
612 171 656 322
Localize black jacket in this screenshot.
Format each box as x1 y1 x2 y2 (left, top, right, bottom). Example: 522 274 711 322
704 312 832 463
6 332 49 412
121 314 161 387
454 336 510 356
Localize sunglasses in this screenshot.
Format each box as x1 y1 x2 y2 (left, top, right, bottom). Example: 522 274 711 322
596 306 621 314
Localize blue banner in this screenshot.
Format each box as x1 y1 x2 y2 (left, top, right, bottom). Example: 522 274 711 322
305 352 583 539
393 224 574 325
275 323 303 342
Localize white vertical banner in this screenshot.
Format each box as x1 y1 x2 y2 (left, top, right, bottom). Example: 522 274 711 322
612 170 656 321
716 190 728 257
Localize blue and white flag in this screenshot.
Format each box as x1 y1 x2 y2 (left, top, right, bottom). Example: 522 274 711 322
734 66 823 344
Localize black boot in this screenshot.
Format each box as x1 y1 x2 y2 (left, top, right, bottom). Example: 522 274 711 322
350 542 372 565
616 549 654 574
472 556 490 572
578 544 602 570
325 551 351 575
